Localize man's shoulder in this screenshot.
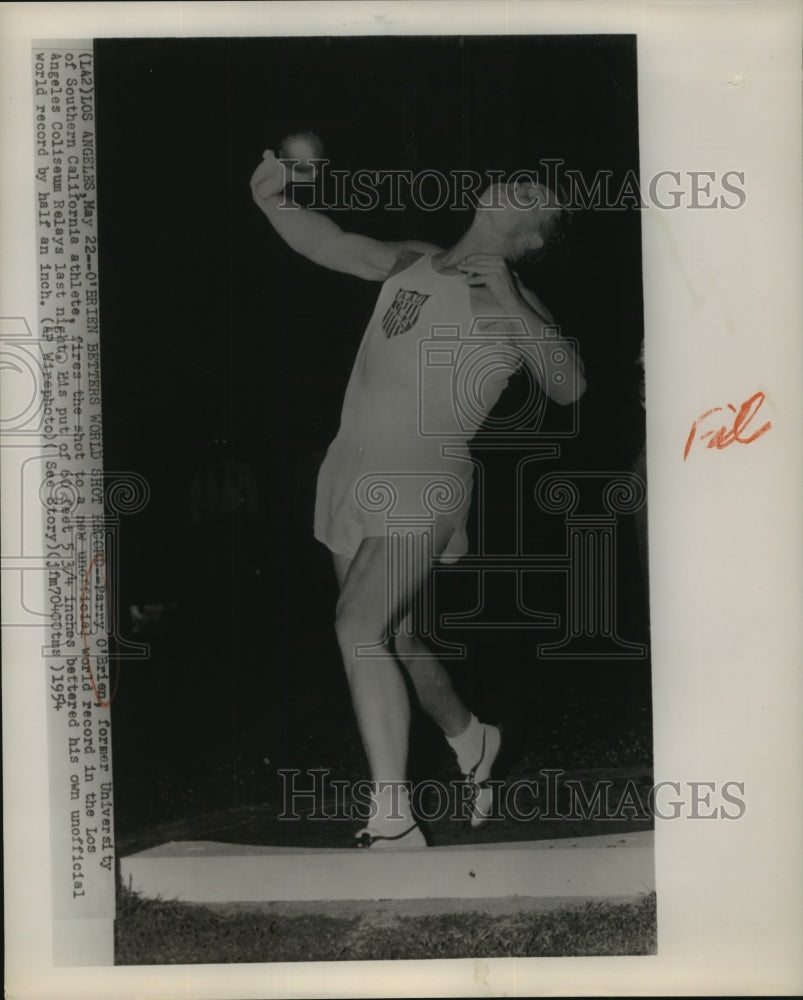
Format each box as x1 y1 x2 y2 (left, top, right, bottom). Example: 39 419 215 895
387 249 427 279
383 240 443 280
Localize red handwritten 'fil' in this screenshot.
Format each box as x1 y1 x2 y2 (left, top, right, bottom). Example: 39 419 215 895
80 552 120 708
684 390 772 461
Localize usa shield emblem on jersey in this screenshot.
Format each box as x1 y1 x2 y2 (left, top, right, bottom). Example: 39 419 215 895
381 288 431 338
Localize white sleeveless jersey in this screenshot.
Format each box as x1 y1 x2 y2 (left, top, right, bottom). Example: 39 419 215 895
314 252 518 562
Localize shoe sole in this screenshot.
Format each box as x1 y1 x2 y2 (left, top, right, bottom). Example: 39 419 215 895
467 724 503 828
354 823 428 850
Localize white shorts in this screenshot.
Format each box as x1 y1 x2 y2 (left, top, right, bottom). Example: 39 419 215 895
313 433 474 565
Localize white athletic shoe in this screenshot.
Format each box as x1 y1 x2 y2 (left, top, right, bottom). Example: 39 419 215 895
463 723 503 828
354 822 427 849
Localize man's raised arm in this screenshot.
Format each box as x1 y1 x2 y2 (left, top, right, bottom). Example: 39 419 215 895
250 150 436 281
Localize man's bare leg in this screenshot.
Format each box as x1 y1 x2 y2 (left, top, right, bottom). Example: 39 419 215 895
332 545 410 785
394 625 470 738
333 531 461 846
332 520 456 780
332 526 501 835
395 621 502 829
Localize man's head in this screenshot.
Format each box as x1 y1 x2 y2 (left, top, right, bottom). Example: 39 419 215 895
476 175 568 264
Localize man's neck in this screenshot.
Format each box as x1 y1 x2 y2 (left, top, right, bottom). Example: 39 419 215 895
435 217 521 271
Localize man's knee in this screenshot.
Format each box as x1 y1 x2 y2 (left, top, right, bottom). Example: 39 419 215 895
393 629 420 661
335 598 386 656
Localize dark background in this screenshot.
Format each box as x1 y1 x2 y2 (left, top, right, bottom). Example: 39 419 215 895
94 36 650 836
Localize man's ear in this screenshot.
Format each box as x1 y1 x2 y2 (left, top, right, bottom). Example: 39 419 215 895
522 230 545 253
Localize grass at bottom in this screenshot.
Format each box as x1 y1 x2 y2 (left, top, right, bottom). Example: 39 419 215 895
115 887 657 964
